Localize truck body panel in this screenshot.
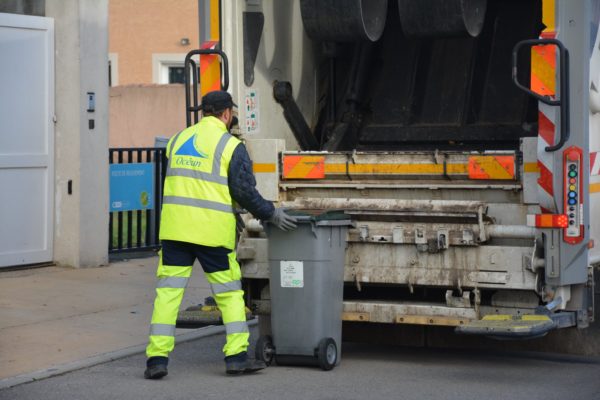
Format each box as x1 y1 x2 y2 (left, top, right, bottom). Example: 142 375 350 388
210 0 600 334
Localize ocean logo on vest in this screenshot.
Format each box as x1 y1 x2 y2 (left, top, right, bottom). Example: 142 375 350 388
174 135 208 167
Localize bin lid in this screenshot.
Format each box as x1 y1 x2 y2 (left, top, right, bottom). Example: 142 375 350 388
286 210 353 226
154 136 170 148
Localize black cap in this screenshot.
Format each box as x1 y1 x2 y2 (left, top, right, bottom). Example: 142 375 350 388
201 90 237 113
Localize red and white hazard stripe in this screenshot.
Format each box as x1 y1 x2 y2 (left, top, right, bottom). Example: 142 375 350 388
537 104 558 212
201 40 218 50
591 151 600 176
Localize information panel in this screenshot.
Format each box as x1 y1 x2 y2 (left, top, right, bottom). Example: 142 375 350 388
109 163 154 212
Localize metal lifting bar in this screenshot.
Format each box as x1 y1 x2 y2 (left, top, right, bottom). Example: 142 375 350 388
183 49 230 128
512 38 570 152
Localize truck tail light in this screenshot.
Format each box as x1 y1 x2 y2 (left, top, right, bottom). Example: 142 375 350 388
527 214 569 228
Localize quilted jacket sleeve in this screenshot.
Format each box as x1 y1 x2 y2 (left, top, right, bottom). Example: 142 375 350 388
228 144 275 220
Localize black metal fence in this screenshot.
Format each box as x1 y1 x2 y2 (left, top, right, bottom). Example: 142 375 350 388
109 148 167 254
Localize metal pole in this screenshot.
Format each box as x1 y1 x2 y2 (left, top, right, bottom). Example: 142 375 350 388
198 0 202 47
198 0 211 46
484 225 536 239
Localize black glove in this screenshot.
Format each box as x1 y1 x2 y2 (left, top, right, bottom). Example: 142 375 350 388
268 208 298 231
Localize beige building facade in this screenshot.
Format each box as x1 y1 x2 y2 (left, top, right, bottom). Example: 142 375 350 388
109 0 200 86
108 0 222 147
109 84 186 147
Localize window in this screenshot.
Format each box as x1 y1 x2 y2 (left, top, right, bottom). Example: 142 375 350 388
153 54 200 85
168 66 185 84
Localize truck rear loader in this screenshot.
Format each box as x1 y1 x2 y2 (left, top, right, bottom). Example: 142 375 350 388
185 0 600 342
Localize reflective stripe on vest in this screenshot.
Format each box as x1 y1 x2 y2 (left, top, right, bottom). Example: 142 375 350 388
159 117 241 249
163 196 233 213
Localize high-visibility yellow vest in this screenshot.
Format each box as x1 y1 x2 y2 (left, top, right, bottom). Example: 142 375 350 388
159 116 241 249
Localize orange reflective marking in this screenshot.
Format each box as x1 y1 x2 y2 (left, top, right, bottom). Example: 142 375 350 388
200 41 221 95
323 163 468 175
209 0 220 39
282 156 325 179
468 156 515 180
281 158 524 180
542 0 555 33
531 73 555 97
531 46 556 96
253 163 276 173
531 0 557 99
524 163 540 173
532 43 556 68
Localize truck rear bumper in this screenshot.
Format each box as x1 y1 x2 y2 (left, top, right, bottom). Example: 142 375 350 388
250 299 578 333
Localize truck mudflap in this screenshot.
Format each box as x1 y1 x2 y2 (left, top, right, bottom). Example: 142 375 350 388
455 310 577 339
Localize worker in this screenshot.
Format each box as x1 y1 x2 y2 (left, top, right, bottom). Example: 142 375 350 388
144 90 298 379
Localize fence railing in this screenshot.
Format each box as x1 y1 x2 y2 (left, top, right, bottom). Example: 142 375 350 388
108 147 166 254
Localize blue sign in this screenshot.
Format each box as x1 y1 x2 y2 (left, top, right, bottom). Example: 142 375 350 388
110 163 154 212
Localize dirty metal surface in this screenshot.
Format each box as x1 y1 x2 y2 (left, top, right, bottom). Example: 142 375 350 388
346 243 536 289
281 197 486 213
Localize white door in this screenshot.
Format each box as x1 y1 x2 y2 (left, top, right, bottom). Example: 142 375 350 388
0 14 54 268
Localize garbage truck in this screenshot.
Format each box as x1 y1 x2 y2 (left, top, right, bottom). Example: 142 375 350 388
185 0 600 340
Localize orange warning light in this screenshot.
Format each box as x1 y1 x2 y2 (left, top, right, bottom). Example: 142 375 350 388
527 214 568 228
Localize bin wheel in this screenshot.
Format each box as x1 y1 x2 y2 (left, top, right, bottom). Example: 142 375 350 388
317 338 337 371
255 335 275 366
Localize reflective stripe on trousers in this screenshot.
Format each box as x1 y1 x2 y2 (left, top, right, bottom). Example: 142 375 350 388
146 258 192 358
146 250 249 358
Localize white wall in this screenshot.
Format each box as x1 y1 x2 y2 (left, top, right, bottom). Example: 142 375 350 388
46 0 109 267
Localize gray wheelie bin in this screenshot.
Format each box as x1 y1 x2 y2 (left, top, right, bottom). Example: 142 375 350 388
256 212 352 370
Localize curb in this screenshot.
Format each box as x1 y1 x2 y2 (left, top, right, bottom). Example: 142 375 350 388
0 320 257 390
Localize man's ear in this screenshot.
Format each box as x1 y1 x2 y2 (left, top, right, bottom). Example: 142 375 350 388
223 108 232 122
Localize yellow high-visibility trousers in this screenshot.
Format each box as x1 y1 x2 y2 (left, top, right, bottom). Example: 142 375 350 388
146 240 249 358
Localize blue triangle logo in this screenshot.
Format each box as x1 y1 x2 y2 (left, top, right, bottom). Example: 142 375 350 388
175 136 208 158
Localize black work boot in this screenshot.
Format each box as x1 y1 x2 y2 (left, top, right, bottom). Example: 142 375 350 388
144 356 168 380
225 352 267 375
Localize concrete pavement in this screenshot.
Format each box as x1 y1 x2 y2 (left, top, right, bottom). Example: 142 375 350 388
0 256 215 382
1 328 599 400
1 256 599 393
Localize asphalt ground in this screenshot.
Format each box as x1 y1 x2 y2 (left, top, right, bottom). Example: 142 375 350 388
2 327 599 400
